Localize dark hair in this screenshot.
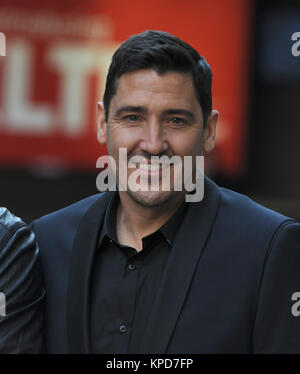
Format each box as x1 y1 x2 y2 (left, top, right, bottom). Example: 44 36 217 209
103 30 212 127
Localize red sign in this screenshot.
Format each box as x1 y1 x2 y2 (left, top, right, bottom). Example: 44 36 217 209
0 0 253 177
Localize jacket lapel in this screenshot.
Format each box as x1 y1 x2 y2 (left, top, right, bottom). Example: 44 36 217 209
66 191 113 353
138 177 221 353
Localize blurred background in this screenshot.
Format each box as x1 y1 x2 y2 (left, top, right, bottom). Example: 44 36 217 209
0 0 299 223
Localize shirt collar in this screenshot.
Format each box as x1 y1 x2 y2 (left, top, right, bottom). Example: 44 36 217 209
98 190 119 246
159 200 187 245
98 191 187 247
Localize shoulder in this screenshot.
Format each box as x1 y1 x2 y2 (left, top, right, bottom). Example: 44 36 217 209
218 186 293 229
209 185 298 254
30 192 112 244
0 207 32 250
31 193 104 230
0 207 39 267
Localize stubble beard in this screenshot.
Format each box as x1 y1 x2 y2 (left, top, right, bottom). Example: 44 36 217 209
125 186 179 208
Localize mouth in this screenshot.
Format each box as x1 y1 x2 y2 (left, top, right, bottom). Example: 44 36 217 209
131 162 171 178
136 163 161 171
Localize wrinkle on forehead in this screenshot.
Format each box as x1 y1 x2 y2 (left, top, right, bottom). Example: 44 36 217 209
110 69 200 115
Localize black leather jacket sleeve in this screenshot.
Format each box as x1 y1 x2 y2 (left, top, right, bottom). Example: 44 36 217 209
0 208 45 353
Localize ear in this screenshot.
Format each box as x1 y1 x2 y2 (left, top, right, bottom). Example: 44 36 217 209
97 101 107 145
202 110 219 154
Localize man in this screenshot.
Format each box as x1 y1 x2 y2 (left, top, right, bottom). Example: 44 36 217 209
0 207 44 353
31 30 300 354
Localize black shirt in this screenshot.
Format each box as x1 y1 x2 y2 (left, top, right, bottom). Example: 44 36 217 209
89 192 187 353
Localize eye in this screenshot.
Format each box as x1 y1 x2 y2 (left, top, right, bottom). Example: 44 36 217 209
123 114 140 122
169 117 187 126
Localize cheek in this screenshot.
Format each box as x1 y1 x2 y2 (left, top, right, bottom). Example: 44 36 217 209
107 127 139 157
169 131 203 157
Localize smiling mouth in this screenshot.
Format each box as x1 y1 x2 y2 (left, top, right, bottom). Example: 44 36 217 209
135 163 162 171
134 162 173 172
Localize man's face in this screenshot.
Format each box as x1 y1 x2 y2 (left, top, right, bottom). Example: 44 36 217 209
98 69 217 208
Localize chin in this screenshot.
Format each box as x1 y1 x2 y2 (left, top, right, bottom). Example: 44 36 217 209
127 189 176 208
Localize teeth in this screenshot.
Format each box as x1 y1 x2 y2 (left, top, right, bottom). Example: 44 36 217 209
136 163 161 171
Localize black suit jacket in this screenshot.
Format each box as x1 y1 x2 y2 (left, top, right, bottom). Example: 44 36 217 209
31 177 300 353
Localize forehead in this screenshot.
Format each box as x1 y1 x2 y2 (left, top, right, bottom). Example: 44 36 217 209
111 69 199 111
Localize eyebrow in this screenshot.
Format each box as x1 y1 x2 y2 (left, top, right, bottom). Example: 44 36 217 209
113 106 148 117
113 106 196 122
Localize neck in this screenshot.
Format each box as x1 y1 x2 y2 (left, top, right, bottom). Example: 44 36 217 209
116 191 185 251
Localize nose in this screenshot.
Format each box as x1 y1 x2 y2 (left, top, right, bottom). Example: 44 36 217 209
139 117 168 155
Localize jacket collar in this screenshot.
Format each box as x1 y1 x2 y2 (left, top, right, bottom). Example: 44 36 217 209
67 177 220 353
